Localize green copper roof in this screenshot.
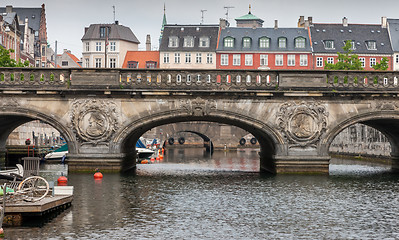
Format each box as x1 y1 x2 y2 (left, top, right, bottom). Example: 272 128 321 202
235 12 264 22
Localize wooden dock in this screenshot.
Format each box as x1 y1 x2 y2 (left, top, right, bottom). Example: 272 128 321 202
3 195 73 226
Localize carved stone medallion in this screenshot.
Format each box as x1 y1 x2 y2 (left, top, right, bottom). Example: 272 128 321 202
277 101 328 147
179 97 216 116
70 99 119 145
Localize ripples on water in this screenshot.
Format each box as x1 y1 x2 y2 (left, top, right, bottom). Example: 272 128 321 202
5 148 399 239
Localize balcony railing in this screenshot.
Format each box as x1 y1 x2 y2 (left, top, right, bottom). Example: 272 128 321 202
0 68 399 92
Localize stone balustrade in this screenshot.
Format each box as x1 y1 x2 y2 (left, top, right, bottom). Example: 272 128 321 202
1 68 399 92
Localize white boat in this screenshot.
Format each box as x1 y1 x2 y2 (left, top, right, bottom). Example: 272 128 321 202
0 164 23 176
137 148 155 159
44 144 68 161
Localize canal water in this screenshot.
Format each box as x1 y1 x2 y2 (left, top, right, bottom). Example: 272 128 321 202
4 148 399 239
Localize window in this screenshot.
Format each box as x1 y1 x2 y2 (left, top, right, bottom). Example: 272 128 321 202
109 58 116 68
35 60 39 67
184 36 194 47
100 27 107 38
346 40 355 50
327 57 334 64
324 40 334 49
221 54 228 66
259 37 270 48
316 57 323 67
110 42 116 51
359 57 365 68
366 41 377 50
169 36 179 47
199 37 209 47
245 54 253 66
295 37 306 48
163 53 169 63
288 55 295 66
127 61 138 68
260 55 268 66
85 42 90 52
174 53 180 63
300 55 308 66
224 37 234 48
275 55 283 66
243 37 251 48
370 58 376 67
196 53 202 63
85 58 89 68
96 42 102 51
62 61 68 66
42 46 46 56
146 61 157 68
95 58 102 68
206 53 213 64
278 38 287 48
185 53 191 63
233 54 241 66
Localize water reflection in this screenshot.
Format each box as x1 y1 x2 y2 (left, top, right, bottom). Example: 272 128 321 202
4 148 399 239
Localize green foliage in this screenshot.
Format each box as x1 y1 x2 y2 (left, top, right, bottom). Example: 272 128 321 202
0 46 29 67
372 57 389 71
324 40 364 70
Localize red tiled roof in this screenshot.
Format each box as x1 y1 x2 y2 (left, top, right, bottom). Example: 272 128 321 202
66 52 82 67
122 51 160 68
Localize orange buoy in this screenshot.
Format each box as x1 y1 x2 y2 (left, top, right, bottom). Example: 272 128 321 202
159 155 164 160
156 156 160 161
150 157 155 162
94 171 103 179
57 175 68 186
141 159 149 164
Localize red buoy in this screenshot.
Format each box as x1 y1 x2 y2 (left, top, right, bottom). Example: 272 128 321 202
57 175 68 186
94 170 103 179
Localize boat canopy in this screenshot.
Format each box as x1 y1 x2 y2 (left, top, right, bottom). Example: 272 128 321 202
136 139 146 148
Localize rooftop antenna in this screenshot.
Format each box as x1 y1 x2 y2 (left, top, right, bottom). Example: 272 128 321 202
224 6 234 22
113 5 116 23
200 9 207 24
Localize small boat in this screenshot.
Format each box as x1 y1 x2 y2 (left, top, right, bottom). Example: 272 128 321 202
0 164 23 177
136 139 154 159
44 144 68 161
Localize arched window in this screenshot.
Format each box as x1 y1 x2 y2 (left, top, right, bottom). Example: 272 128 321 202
242 37 251 48
295 37 306 48
259 37 270 48
224 37 235 48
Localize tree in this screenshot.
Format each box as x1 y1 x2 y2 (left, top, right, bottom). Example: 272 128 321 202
324 40 363 70
0 46 29 67
372 57 389 71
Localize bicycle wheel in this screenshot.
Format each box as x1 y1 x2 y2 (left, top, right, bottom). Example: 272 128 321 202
17 176 49 202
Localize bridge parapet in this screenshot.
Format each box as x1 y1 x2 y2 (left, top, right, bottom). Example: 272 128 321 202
1 68 399 92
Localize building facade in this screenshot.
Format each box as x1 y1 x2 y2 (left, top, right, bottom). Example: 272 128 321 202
56 49 82 68
216 11 313 70
310 17 393 70
159 25 219 69
81 22 140 68
387 18 399 71
122 51 160 69
0 12 21 61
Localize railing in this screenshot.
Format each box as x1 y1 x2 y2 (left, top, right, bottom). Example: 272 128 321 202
1 68 399 92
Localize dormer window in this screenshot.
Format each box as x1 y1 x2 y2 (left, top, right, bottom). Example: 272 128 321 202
99 26 109 38
168 36 179 47
345 40 356 50
366 40 377 50
184 36 194 47
278 37 287 48
224 37 234 48
243 37 251 48
259 37 270 48
199 37 210 47
295 37 306 48
324 40 334 49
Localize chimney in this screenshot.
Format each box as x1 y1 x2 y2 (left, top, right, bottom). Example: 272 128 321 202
85 27 89 34
219 18 229 29
308 17 313 25
6 5 12 13
115 20 119 25
146 34 151 51
381 16 387 28
298 16 305 27
274 20 278 30
304 20 309 29
342 17 348 27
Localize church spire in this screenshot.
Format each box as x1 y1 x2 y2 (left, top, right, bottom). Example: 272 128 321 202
159 3 167 46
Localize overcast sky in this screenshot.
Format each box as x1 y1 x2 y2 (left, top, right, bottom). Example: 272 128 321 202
4 0 399 59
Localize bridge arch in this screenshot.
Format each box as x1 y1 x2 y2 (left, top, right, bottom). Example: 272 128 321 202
113 110 283 173
0 109 77 154
323 111 399 161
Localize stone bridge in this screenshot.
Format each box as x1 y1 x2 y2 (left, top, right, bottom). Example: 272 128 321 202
1 67 399 174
